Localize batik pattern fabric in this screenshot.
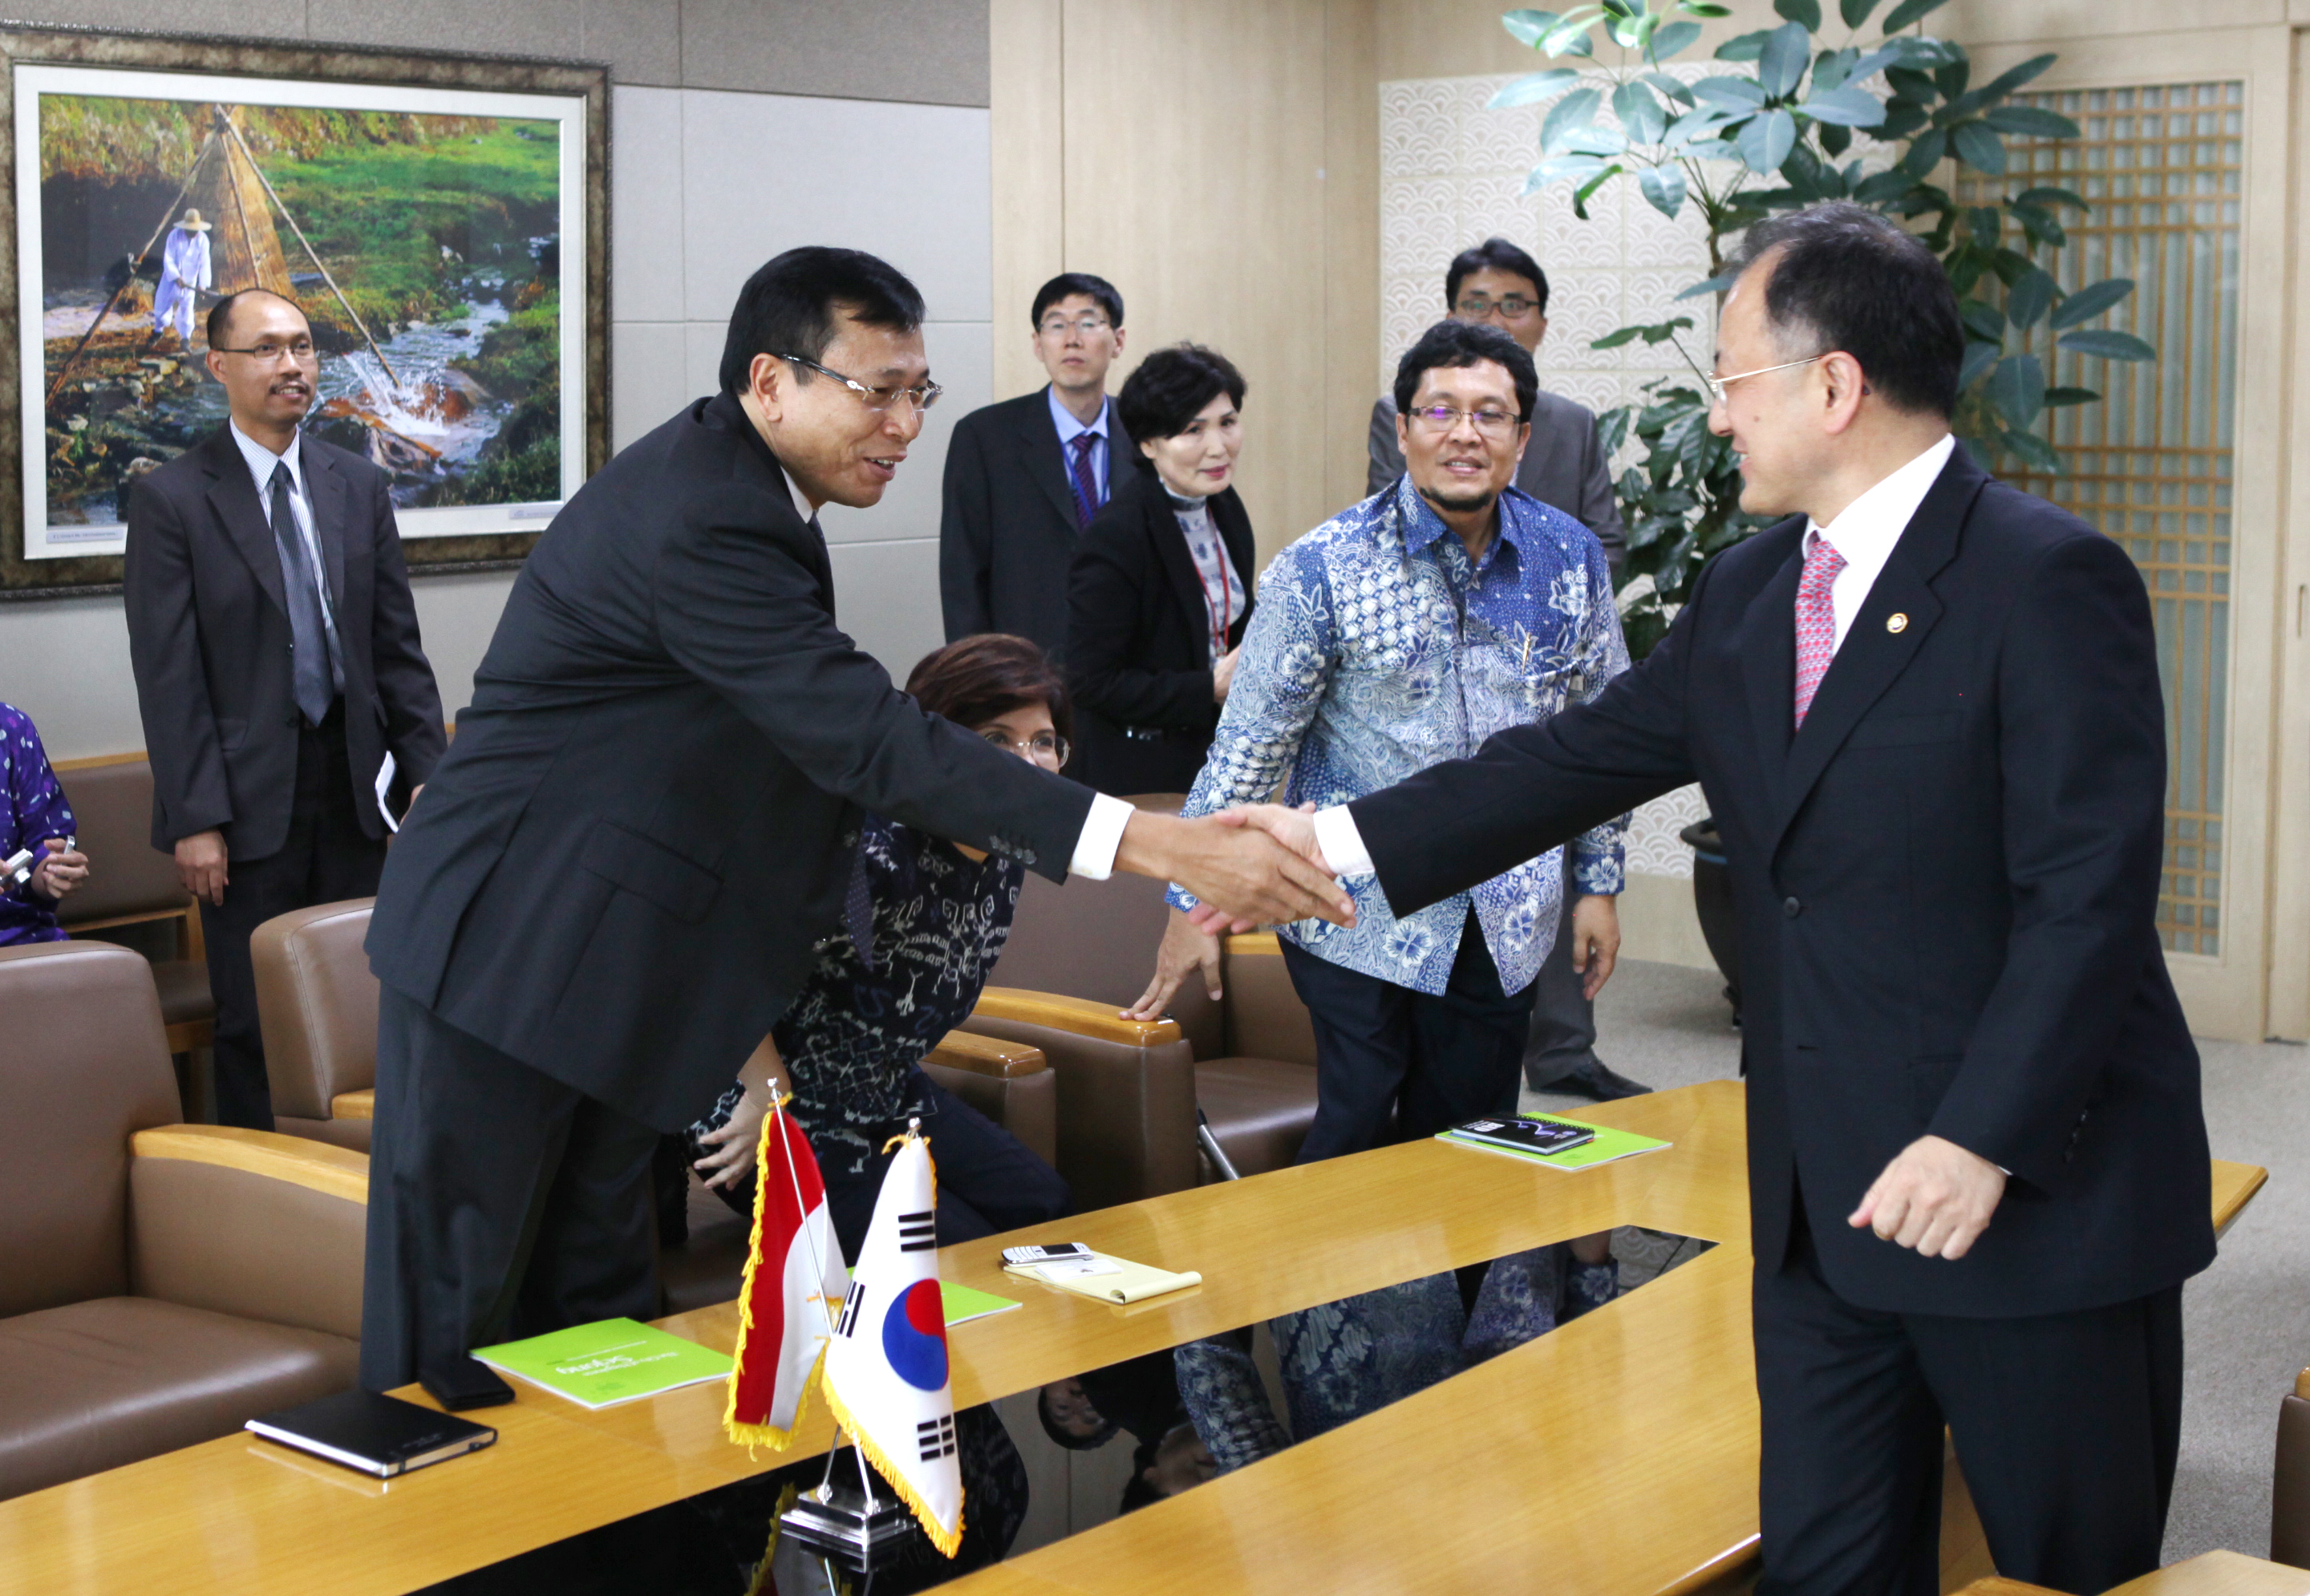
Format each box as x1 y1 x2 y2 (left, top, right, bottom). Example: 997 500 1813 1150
1171 476 1631 996
1172 1247 1570 1470
0 703 75 947
683 815 1024 1179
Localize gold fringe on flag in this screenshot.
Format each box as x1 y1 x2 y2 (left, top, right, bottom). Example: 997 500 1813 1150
722 1095 831 1452
821 1376 967 1561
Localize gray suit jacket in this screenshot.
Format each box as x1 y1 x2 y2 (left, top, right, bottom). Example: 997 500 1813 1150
1368 388 1623 568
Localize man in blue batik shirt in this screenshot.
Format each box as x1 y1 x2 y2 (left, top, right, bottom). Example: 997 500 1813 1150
1129 319 1630 1169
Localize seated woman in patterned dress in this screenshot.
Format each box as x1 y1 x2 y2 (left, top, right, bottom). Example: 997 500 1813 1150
683 634 1073 1258
0 702 90 943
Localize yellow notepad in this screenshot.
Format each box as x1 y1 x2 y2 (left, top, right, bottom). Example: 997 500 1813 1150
1003 1251 1202 1304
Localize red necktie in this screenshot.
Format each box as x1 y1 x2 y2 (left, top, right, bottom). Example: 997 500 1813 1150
1793 535 1844 727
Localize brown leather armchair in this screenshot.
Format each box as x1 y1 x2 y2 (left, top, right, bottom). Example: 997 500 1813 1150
2276 1367 2310 1569
0 941 364 1502
962 865 1320 1206
52 754 214 1056
251 899 381 1150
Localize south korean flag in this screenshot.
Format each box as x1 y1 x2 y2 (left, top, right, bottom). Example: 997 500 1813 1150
821 1128 963 1557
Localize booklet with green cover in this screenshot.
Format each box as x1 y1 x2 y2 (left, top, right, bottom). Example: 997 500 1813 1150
1437 1113 1669 1172
941 1282 1021 1327
474 1319 733 1410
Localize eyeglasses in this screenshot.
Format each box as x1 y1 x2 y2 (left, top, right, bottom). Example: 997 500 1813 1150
1704 354 1825 408
214 339 318 365
1037 314 1113 339
1405 403 1522 438
1454 294 1542 320
981 728 1069 768
780 354 943 415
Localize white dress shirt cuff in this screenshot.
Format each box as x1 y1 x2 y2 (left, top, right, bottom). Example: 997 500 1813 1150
1313 805 1376 877
1069 792 1136 880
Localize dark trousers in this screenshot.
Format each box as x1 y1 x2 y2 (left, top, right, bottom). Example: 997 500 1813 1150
819 1068 1071 1262
1280 910 1538 1164
361 986 663 1391
1522 856 1602 1089
199 700 387 1129
1754 1219 2183 1595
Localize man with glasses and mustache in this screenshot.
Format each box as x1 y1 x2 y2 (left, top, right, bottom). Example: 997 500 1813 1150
1371 237 1647 1107
355 247 1351 1398
1133 321 1631 1327
124 287 448 1129
941 271 1133 660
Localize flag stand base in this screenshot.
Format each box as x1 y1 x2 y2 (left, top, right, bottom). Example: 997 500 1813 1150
779 1484 921 1571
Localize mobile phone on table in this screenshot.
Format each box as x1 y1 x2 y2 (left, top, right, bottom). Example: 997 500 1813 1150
420 1355 517 1412
1001 1242 1092 1266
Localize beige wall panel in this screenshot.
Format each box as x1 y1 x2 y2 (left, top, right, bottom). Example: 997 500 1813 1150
1946 0 2284 46
2267 30 2310 1039
1060 1 1338 565
1375 0 1779 85
992 0 1067 399
1325 0 1384 521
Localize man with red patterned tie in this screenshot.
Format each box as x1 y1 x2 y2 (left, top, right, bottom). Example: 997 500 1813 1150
1228 203 2213 1594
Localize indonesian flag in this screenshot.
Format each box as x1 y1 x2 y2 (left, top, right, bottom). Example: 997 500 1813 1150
723 1099 848 1449
821 1129 963 1558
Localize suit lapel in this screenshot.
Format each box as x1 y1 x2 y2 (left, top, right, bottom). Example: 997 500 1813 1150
201 428 288 618
1018 389 1088 531
1765 448 1986 861
1737 524 1806 808
1145 484 1212 652
304 444 350 609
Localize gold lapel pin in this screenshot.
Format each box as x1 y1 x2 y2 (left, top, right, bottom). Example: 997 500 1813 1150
1886 613 1909 634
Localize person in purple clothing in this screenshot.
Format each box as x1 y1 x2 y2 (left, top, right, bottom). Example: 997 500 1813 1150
0 703 90 944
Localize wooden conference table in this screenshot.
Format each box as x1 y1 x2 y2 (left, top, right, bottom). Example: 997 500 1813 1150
0 1081 2267 1594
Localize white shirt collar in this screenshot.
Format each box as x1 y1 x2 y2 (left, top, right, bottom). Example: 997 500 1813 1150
1803 432 1955 589
228 417 303 495
1047 387 1108 445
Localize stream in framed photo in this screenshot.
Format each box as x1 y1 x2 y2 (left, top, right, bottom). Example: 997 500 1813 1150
10 55 595 574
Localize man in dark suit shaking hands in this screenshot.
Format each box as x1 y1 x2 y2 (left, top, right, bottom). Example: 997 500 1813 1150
940 271 1132 658
1232 205 2213 1593
125 289 446 1130
359 248 1351 1395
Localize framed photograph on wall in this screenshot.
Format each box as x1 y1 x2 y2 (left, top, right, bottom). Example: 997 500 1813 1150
0 25 607 597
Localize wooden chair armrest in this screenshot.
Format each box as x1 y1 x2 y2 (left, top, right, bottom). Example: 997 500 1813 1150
331 1088 375 1120
2296 1367 2310 1401
130 1124 367 1205
2211 1158 2267 1238
926 1030 1047 1079
972 986 1181 1047
1225 933 1283 956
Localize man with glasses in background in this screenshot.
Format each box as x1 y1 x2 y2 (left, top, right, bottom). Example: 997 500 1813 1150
125 287 447 1128
1133 316 1631 1319
1372 237 1647 1105
941 271 1133 659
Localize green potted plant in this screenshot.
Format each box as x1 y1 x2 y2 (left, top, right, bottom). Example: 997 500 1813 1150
1492 0 2155 1011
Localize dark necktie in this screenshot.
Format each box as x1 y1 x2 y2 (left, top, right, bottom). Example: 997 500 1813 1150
1068 432 1100 529
269 461 338 726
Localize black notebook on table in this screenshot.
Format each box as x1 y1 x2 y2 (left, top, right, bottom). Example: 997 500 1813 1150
245 1387 498 1477
1448 1115 1597 1157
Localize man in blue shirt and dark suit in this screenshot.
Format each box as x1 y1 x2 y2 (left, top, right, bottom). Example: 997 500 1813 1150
940 272 1133 659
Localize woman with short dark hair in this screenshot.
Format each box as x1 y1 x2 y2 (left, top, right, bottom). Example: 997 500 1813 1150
1064 343 1257 797
683 633 1074 1254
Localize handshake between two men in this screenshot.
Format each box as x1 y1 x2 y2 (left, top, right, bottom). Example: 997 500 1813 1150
1112 801 1339 935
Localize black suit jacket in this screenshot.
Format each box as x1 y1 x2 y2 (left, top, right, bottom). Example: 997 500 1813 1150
940 387 1133 658
1369 388 1625 568
367 393 1097 1132
1064 468 1257 797
124 425 446 861
1349 446 2215 1318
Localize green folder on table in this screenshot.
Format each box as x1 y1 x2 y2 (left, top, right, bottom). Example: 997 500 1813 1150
475 1319 732 1410
1437 1113 1670 1172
